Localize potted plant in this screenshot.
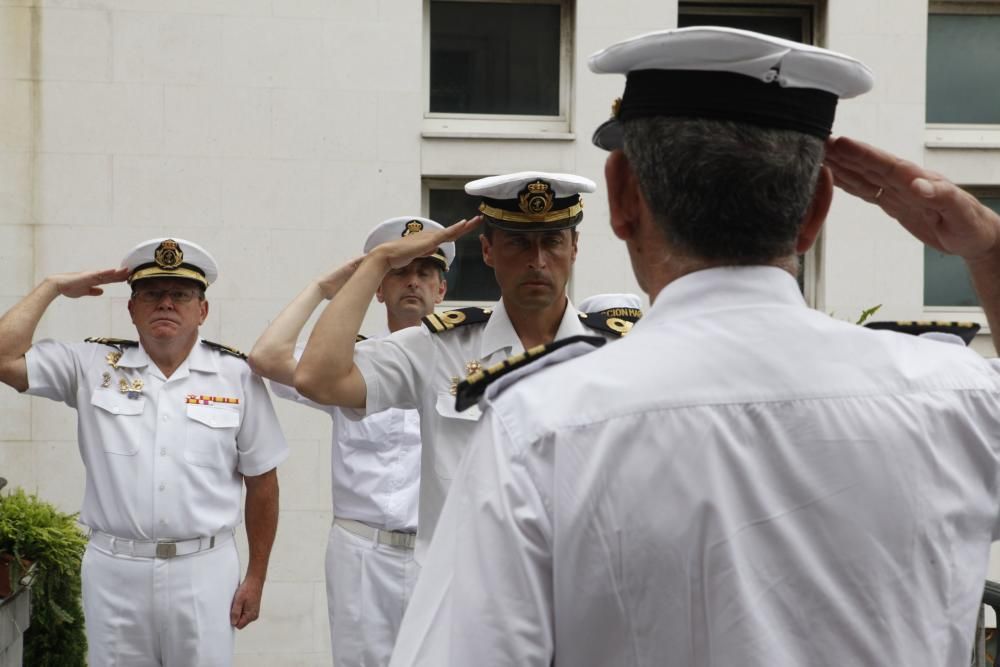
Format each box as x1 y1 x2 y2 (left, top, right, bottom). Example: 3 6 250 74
0 485 88 666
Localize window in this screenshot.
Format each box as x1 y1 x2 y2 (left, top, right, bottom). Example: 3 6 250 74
926 2 1000 147
425 180 501 302
927 6 1000 124
677 2 814 42
678 1 819 300
424 0 573 137
924 192 1000 308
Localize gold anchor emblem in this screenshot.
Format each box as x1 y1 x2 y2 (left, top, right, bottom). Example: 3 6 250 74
106 351 122 370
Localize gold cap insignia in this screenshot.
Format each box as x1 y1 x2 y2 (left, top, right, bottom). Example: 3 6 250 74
154 239 183 270
518 180 554 218
402 220 424 237
611 97 622 119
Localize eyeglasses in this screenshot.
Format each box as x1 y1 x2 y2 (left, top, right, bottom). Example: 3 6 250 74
131 288 201 304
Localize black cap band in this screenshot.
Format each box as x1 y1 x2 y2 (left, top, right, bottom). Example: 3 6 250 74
618 69 838 139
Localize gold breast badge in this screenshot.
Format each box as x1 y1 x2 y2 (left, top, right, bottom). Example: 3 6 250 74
126 378 144 400
449 360 484 396
106 351 121 370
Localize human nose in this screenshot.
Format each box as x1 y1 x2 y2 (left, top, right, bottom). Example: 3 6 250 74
526 242 546 269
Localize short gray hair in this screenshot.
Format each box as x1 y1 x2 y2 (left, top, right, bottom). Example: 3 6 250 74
621 117 825 265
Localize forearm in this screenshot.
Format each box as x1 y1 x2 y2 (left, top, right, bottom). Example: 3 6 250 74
294 253 388 402
0 279 60 358
243 469 279 583
0 279 61 390
249 282 327 385
968 247 1000 354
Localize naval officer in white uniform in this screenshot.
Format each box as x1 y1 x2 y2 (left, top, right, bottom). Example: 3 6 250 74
293 173 630 563
0 237 288 666
249 217 455 666
389 27 1000 667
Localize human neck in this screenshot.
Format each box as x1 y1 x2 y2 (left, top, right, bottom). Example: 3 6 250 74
503 294 568 350
141 333 198 378
645 255 800 305
387 312 425 333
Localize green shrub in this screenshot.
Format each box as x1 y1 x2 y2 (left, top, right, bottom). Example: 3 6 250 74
0 488 87 666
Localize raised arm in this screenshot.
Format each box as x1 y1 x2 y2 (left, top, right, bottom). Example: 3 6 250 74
0 268 129 392
824 136 1000 349
248 257 363 386
293 218 480 408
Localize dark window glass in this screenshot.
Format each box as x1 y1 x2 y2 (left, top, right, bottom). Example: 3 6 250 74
924 196 1000 307
429 187 501 302
678 5 811 42
430 1 561 115
926 14 1000 124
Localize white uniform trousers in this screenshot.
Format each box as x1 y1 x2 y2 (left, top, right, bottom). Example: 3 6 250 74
82 538 240 666
327 521 419 667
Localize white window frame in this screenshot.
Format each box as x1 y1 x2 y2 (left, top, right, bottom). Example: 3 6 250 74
925 1 1000 149
422 0 575 140
922 186 998 329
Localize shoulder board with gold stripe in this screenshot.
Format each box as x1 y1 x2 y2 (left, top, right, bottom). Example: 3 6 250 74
422 307 493 334
455 335 606 412
864 320 980 346
201 340 248 360
84 337 138 348
355 334 367 343
578 307 643 338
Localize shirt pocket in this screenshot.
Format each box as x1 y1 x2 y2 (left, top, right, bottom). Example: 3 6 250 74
184 404 240 469
432 391 482 480
89 390 144 455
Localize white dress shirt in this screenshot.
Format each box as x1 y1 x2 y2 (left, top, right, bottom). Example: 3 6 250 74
354 298 612 560
392 266 1000 667
270 338 421 531
25 338 289 540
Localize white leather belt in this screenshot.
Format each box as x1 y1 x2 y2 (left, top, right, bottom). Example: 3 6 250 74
89 529 233 559
334 518 416 550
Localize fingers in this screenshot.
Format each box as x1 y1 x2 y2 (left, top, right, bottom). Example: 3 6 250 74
93 267 131 285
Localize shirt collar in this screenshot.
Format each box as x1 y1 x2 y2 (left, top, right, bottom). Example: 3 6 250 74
118 338 218 375
187 339 220 374
644 266 806 327
116 343 149 369
480 297 588 357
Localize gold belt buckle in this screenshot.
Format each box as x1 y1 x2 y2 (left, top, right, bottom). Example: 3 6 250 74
155 542 177 558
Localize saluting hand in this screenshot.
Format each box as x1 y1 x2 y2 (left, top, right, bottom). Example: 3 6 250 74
824 136 1000 262
369 216 482 272
317 256 366 300
48 267 131 299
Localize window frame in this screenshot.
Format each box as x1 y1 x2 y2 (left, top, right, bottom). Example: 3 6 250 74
423 177 497 306
678 0 821 305
923 186 999 325
925 1 1000 148
421 0 575 139
677 1 817 43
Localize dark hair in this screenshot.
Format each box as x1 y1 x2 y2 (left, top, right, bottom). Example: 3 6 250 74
621 117 824 264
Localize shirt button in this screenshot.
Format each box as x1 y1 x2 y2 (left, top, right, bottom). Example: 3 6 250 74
158 483 165 491
160 448 167 456
159 519 166 525
162 415 169 422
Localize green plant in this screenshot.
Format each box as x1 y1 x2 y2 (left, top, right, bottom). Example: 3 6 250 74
0 487 87 666
855 304 883 325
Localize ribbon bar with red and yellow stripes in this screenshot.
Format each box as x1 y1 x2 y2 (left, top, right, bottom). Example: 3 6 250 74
185 394 240 405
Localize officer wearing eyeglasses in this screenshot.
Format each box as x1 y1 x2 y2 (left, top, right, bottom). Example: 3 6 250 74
0 237 288 666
